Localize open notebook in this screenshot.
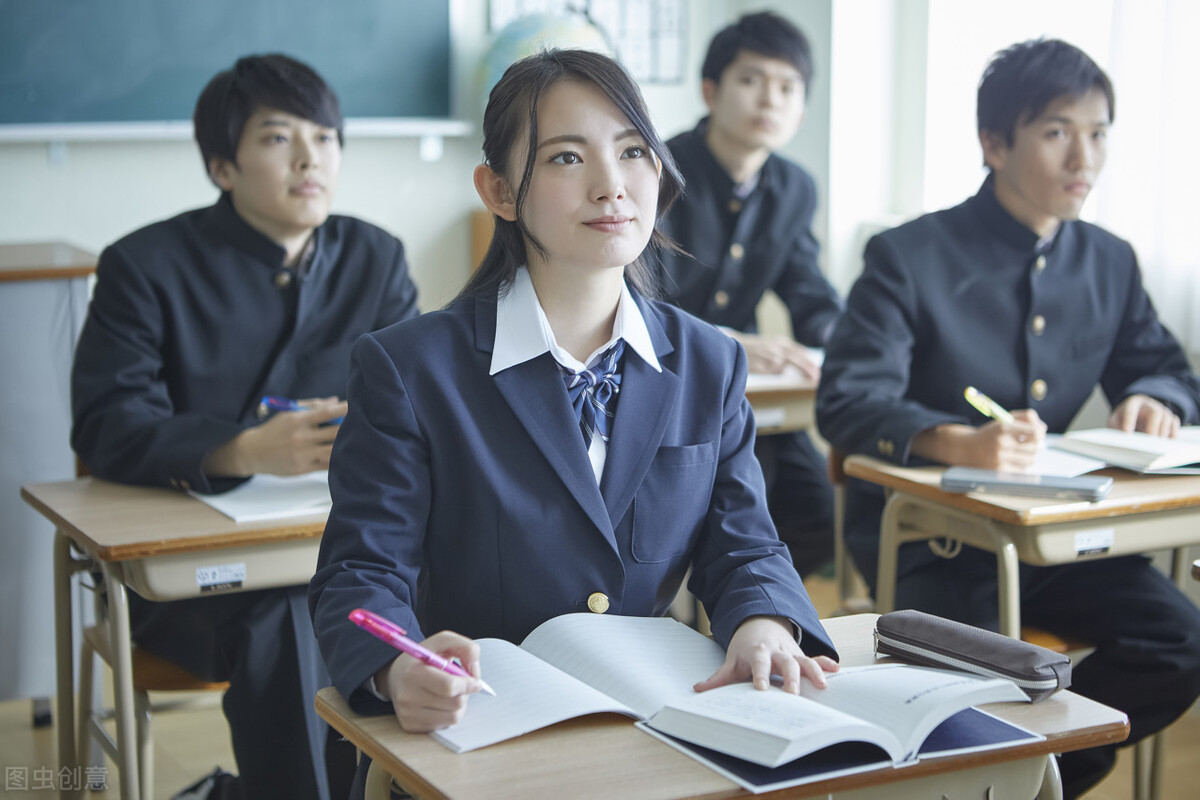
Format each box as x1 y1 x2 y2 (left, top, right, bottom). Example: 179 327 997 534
190 471 331 522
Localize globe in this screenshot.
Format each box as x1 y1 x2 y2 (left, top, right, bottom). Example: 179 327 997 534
476 12 613 118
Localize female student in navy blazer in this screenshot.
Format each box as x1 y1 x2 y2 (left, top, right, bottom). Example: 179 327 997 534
309 49 836 739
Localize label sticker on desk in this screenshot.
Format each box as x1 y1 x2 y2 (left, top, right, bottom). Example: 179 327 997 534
197 562 246 592
754 407 787 429
1074 528 1115 557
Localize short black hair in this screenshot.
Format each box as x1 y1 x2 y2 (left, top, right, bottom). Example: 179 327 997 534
460 49 683 302
977 38 1114 146
701 11 813 89
193 54 344 182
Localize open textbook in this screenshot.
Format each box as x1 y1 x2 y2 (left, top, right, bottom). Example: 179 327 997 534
189 471 331 522
431 614 1036 786
1049 428 1200 474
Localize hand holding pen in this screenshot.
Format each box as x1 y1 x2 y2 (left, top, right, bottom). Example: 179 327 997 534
350 608 495 695
352 609 496 733
961 386 1046 471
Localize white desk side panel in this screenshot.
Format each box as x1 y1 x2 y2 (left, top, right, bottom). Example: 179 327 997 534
0 276 89 699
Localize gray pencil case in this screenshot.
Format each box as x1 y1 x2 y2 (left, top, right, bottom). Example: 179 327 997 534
874 609 1072 702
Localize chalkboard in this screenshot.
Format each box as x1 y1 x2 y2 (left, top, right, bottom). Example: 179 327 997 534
0 0 451 125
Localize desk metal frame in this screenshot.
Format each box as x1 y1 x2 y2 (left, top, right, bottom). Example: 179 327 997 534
23 478 324 800
847 457 1200 800
846 458 1200 636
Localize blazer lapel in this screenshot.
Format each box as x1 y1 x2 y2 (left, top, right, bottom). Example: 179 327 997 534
600 299 680 526
476 298 617 546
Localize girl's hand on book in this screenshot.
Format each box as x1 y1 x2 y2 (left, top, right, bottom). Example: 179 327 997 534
374 630 484 733
1109 394 1180 437
693 615 839 695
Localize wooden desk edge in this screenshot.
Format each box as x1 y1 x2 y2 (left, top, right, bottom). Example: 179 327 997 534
842 455 1200 526
0 241 97 282
842 456 1032 524
316 691 448 800
314 684 1128 800
0 265 96 282
19 483 326 561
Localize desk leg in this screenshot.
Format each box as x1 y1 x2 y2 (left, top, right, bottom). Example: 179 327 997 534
54 530 81 800
993 529 1022 639
1040 753 1064 800
365 759 393 800
102 562 141 800
875 492 903 613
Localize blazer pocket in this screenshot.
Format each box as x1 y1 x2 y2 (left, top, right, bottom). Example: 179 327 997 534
631 443 717 564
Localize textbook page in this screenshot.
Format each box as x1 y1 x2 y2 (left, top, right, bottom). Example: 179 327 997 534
430 614 725 754
645 663 1028 768
1055 428 1200 472
519 614 727 718
431 638 636 753
189 471 331 522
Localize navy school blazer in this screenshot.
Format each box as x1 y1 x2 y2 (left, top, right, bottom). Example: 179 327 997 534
309 288 836 714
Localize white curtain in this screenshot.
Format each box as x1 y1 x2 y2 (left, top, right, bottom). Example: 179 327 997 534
1097 0 1200 353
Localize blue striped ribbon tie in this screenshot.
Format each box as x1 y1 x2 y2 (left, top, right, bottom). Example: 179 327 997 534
561 339 625 447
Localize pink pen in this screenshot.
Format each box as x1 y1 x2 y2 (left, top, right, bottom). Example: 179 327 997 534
349 608 496 696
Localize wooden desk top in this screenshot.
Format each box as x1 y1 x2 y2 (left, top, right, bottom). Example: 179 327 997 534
316 614 1128 800
744 371 817 400
0 241 97 283
21 477 326 562
844 455 1200 526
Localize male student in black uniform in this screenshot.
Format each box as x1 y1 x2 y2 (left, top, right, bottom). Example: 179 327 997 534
817 38 1200 797
71 54 419 800
657 11 842 577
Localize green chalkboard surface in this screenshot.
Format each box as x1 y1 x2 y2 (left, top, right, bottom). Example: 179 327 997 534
0 0 451 124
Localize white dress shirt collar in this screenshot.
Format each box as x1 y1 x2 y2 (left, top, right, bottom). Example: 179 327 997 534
490 266 661 376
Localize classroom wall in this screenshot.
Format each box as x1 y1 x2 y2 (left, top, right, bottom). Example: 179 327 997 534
0 1 724 310
0 1 843 312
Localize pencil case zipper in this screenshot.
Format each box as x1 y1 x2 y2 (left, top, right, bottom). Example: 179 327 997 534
874 631 1061 693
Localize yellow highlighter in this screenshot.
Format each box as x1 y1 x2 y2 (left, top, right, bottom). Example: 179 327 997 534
964 386 1015 424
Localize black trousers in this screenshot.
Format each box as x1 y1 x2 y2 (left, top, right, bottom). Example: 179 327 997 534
885 548 1200 798
129 585 355 800
754 431 834 577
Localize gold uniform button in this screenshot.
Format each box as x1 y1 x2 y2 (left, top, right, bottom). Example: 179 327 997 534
1031 379 1048 401
587 593 610 614
1034 255 1047 272
274 270 294 289
714 290 730 308
729 243 745 260
1031 315 1046 335
728 199 742 214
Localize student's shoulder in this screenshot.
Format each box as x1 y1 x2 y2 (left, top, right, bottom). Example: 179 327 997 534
868 200 971 257
1067 218 1135 256
99 205 217 275
367 294 474 350
107 205 208 249
322 214 406 253
764 151 817 190
643 297 739 358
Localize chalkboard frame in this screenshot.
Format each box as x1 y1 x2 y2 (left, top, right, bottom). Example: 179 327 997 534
0 0 469 142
